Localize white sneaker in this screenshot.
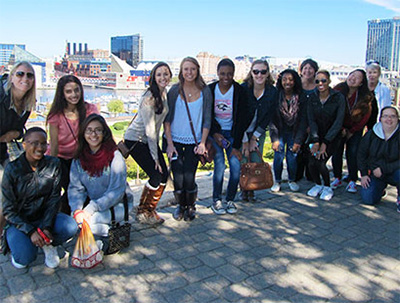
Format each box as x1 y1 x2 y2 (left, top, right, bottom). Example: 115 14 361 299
320 186 334 201
211 200 227 215
307 185 323 197
288 181 299 192
42 245 60 268
346 181 357 193
226 201 237 214
11 256 27 269
271 183 281 192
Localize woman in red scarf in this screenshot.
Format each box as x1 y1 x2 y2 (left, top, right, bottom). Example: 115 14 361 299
68 114 132 252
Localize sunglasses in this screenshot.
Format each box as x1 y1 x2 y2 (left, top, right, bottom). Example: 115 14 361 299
252 69 268 75
15 71 34 79
315 79 328 84
366 60 379 65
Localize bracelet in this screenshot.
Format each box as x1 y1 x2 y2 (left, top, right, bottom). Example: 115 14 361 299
73 210 84 219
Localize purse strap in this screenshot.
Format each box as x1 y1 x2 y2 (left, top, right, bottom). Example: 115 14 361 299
244 150 264 164
110 193 129 225
62 113 78 143
181 90 199 147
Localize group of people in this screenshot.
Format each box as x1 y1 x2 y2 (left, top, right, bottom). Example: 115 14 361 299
0 57 398 270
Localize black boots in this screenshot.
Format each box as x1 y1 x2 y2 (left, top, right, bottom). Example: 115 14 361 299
173 190 185 221
172 187 197 221
184 187 197 221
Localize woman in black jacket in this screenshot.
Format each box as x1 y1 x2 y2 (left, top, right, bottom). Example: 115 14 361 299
240 59 278 202
2 127 77 268
307 70 345 201
270 69 307 193
358 106 400 211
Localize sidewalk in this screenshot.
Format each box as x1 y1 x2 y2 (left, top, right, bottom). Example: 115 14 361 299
0 172 399 302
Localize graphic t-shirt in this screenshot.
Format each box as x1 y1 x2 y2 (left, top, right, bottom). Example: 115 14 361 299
214 84 233 130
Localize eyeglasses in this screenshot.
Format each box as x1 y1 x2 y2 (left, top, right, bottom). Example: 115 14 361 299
252 69 268 75
85 128 103 135
15 71 34 79
366 60 380 65
315 79 328 84
25 141 48 148
381 114 397 119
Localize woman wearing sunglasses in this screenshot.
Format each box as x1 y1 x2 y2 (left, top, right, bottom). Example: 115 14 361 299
307 70 345 201
240 60 278 202
0 61 36 251
46 75 99 214
331 69 373 193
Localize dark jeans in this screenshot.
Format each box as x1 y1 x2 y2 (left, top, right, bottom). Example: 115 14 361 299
360 169 400 205
126 140 168 188
171 142 199 191
59 158 72 214
332 130 363 182
308 138 338 186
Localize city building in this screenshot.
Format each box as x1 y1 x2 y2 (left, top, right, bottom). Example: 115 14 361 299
111 34 143 68
0 43 26 67
366 17 400 72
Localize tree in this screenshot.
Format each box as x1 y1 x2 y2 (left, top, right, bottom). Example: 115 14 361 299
107 99 124 114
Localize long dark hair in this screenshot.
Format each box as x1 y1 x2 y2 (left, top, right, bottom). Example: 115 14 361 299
47 75 86 125
148 62 172 115
75 114 116 158
335 69 371 100
244 59 274 88
276 69 303 95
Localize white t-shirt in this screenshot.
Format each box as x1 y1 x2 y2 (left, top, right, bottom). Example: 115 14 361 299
214 84 233 131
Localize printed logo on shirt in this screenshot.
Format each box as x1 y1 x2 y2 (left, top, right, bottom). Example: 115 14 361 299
215 98 232 120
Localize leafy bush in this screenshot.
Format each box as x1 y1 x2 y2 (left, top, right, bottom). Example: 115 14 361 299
113 121 129 131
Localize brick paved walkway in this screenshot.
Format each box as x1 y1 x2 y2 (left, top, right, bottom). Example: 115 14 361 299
0 175 399 303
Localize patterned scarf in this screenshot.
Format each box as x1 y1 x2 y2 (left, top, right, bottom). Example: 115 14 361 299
79 140 117 177
279 92 299 127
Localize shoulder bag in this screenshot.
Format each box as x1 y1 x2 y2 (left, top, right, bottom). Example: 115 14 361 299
106 194 131 255
118 113 139 158
240 150 273 191
181 90 215 166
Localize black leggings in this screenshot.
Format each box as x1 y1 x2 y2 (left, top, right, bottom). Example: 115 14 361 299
307 140 337 186
126 140 168 188
59 157 72 214
171 142 199 191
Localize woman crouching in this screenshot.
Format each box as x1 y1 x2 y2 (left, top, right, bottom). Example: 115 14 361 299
69 114 132 253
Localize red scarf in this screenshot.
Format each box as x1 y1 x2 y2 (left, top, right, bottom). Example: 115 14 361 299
79 141 117 177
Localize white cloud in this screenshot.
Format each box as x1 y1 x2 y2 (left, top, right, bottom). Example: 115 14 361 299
364 0 400 13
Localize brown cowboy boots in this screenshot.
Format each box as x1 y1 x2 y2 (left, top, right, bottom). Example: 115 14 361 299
136 182 165 225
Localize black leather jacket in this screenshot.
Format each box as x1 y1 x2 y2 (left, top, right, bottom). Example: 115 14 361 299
2 153 61 235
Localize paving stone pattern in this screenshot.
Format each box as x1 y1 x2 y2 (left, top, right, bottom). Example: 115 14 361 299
0 174 399 303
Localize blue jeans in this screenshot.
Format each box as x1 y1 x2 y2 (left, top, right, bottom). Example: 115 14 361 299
272 131 297 182
212 130 241 202
6 213 78 266
360 169 400 205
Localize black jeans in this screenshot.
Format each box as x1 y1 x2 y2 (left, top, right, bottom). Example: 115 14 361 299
126 140 168 188
171 142 199 191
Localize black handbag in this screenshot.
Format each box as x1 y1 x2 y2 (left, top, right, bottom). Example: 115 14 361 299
106 195 131 255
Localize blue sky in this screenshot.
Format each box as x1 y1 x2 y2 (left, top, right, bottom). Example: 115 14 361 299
0 0 398 65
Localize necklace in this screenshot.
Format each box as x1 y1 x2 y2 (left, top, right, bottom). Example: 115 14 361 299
188 93 192 97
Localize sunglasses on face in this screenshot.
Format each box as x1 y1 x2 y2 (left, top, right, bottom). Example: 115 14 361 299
15 71 34 79
252 69 268 75
315 79 328 84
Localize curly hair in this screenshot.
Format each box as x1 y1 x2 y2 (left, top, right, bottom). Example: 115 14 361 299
276 69 303 95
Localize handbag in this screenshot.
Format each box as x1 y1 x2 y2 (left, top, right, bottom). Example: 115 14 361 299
181 90 216 165
118 113 139 159
106 194 131 255
240 150 273 191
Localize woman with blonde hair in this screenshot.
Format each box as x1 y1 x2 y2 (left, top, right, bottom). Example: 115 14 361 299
164 57 212 221
0 61 36 250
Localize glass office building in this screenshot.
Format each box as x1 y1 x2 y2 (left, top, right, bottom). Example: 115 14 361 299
0 44 26 67
366 17 400 72
111 35 143 68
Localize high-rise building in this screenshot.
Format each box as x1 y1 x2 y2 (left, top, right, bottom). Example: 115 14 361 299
366 17 400 72
111 34 143 68
0 44 26 67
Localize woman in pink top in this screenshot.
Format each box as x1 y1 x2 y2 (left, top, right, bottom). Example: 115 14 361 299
46 75 99 214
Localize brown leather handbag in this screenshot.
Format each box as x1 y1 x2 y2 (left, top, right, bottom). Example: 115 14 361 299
240 150 273 191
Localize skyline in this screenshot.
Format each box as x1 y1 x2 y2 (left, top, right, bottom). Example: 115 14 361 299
1 0 399 66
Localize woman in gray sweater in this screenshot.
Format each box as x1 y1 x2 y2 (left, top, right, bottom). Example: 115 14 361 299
124 62 172 225
164 57 213 221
